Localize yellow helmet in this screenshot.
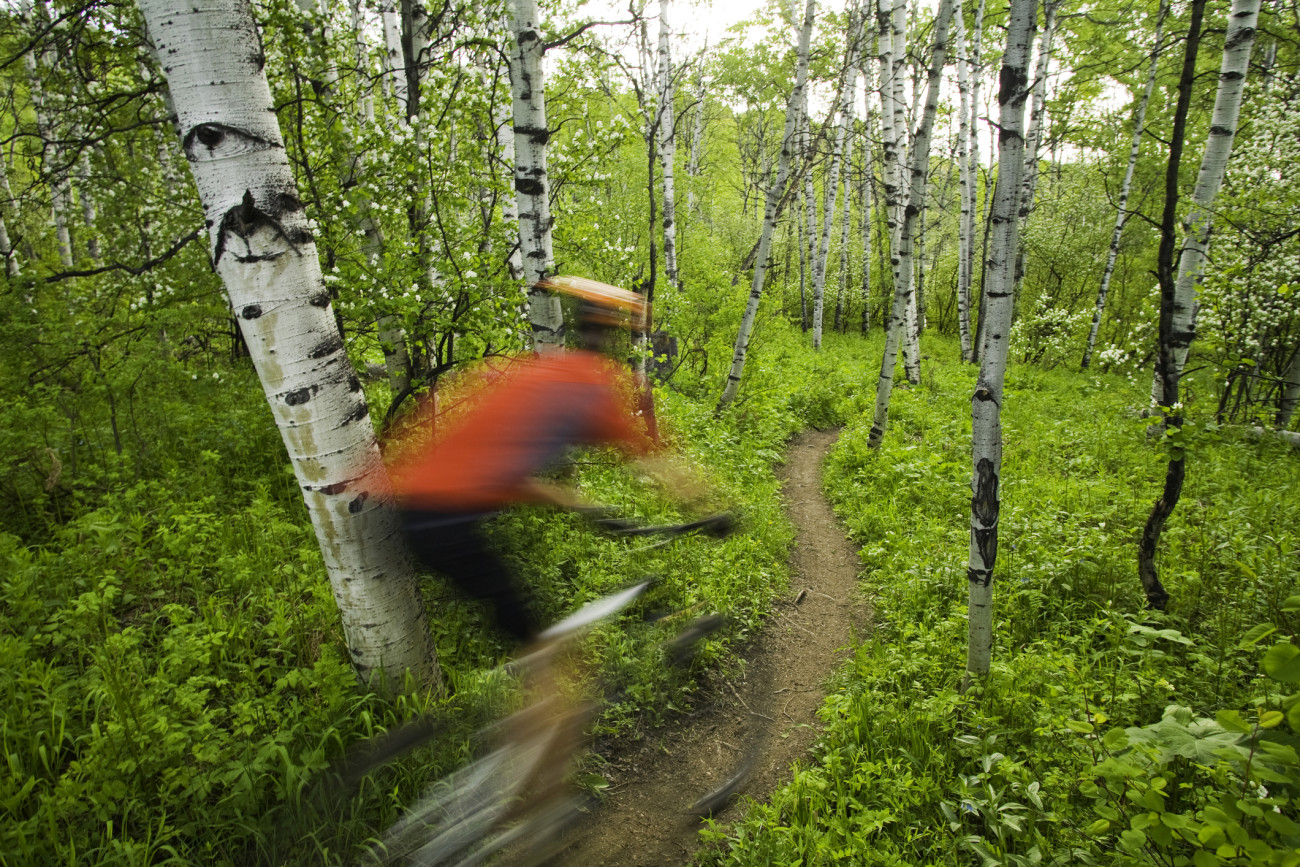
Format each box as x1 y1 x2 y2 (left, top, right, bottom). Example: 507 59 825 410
534 275 650 332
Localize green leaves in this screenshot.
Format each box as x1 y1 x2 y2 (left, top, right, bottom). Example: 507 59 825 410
1263 642 1300 683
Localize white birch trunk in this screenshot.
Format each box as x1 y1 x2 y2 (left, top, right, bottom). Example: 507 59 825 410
380 3 406 117
967 0 1037 684
966 0 986 363
496 95 525 281
140 0 438 690
835 131 854 332
349 0 376 125
1159 0 1260 399
657 0 679 288
955 1 974 361
1279 345 1300 429
860 122 872 334
76 146 101 264
508 0 563 349
1012 0 1059 301
814 7 861 348
1082 0 1168 370
718 0 815 409
24 16 74 270
0 156 18 277
867 0 953 449
686 55 706 213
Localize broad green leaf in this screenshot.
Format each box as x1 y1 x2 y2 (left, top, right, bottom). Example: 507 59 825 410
1215 709 1252 733
1263 643 1300 683
1259 710 1284 729
1086 819 1111 836
1066 719 1094 734
1281 595 1300 612
1238 622 1277 649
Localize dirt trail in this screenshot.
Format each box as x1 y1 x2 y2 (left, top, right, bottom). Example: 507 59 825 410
551 429 866 865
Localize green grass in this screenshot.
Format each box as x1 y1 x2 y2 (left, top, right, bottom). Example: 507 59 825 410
699 336 1300 866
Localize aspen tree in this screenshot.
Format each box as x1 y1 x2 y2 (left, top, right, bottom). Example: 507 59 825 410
966 0 1037 683
1011 0 1060 303
138 0 438 690
25 2 74 269
867 0 954 450
1139 0 1260 609
813 5 862 349
508 0 563 349
954 1 974 361
1082 0 1169 370
835 130 854 332
967 0 986 365
1280 347 1300 429
0 156 18 277
686 52 706 213
718 0 815 409
657 0 679 288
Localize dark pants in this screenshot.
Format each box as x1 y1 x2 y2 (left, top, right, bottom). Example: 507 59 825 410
400 510 538 645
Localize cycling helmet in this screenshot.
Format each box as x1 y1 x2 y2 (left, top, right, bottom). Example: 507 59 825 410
534 275 650 332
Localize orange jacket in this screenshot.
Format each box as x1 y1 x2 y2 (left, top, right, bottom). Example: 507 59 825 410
390 351 658 511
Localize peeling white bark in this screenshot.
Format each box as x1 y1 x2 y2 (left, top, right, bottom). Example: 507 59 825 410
140 0 438 690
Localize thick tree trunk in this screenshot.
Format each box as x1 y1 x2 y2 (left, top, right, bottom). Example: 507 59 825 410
508 0 563 349
867 0 954 449
140 0 438 690
966 0 1036 685
1140 0 1258 610
1083 0 1168 370
718 0 815 410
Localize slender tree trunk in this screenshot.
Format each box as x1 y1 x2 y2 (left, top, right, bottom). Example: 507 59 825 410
966 0 1037 685
803 112 819 337
1279 344 1300 429
657 0 679 288
859 108 873 335
1011 0 1060 304
798 194 809 331
1139 0 1259 609
835 131 854 332
967 0 987 364
1083 0 1168 370
867 0 954 449
25 4 74 269
508 0 563 349
687 52 706 213
140 0 438 690
0 155 18 277
955 1 974 361
719 0 815 409
814 6 862 348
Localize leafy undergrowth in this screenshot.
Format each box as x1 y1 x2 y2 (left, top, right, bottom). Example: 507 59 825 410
700 337 1300 866
0 325 868 864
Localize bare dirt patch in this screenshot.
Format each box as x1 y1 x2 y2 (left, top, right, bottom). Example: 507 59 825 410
549 429 867 865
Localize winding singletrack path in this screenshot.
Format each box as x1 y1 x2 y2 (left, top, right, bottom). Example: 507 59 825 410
551 429 866 864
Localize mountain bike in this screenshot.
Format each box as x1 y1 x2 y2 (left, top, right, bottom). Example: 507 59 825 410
331 513 739 866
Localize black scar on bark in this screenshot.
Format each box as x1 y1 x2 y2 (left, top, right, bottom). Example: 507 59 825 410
241 304 262 319
182 123 275 163
348 375 362 393
319 481 348 495
285 387 314 406
212 189 305 266
971 457 999 586
339 402 368 425
309 335 343 359
310 292 331 308
348 493 368 514
516 178 544 196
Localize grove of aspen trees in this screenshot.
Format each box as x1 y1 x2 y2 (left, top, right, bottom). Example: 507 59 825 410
1 0 1298 862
